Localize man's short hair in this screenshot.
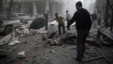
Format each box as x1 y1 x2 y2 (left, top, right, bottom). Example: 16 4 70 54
76 1 82 7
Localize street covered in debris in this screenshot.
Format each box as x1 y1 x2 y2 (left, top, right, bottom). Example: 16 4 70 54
0 0 113 64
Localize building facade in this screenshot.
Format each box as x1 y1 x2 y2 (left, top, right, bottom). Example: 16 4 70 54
7 0 64 17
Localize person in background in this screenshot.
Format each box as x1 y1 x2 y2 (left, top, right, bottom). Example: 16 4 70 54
66 10 71 30
44 10 49 30
98 11 101 25
52 13 66 35
67 1 92 61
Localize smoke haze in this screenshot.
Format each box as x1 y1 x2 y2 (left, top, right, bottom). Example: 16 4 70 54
62 0 97 17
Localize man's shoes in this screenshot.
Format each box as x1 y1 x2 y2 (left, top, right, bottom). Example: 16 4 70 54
73 57 82 62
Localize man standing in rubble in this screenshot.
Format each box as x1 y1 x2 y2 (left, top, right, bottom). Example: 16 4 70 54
67 1 92 61
66 10 71 30
52 13 66 35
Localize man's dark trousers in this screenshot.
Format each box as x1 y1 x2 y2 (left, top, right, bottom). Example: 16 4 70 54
76 29 89 59
45 20 48 30
58 24 65 35
67 19 70 30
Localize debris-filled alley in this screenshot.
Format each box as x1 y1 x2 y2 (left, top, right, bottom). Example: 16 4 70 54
0 0 113 64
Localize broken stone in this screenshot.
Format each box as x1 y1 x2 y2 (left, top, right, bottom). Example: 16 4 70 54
33 53 37 58
0 34 12 45
52 50 55 53
70 47 77 50
9 37 21 46
15 25 31 37
61 33 76 45
25 59 29 62
42 35 47 41
49 50 52 53
24 41 27 44
48 32 57 39
49 50 55 54
46 57 49 60
9 40 21 46
17 51 25 58
62 45 66 48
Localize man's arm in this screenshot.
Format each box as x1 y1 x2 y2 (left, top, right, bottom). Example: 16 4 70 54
51 18 56 21
67 13 77 27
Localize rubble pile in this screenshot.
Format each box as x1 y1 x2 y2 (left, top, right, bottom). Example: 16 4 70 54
61 33 76 45
44 32 77 46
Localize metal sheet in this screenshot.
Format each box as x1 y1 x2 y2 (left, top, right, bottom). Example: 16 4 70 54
100 27 113 40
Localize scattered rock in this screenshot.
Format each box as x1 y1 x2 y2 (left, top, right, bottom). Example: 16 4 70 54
61 34 76 45
46 57 49 60
42 35 47 40
33 53 37 58
9 37 21 46
0 34 12 45
25 59 29 62
24 41 27 44
70 47 77 50
17 51 25 58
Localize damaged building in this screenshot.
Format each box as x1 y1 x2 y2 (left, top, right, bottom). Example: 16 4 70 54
2 0 64 17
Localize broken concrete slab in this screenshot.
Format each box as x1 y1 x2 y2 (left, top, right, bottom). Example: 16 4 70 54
99 27 113 40
17 51 26 58
44 38 63 46
9 37 21 46
0 34 12 45
9 40 21 46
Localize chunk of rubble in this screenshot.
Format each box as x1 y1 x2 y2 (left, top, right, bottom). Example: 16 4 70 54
0 34 12 45
44 38 63 46
61 34 76 45
9 40 21 46
17 51 25 58
15 25 30 36
42 35 48 40
9 37 21 46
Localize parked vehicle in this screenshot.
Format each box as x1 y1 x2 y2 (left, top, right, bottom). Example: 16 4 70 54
0 19 21 35
10 13 30 24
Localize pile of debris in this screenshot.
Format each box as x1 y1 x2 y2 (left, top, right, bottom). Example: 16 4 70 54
61 33 76 45
43 32 77 46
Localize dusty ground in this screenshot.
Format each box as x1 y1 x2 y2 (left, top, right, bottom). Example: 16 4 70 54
1 33 113 64
0 21 113 64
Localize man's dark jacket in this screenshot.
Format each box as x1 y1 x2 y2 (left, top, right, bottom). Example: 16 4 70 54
68 8 92 30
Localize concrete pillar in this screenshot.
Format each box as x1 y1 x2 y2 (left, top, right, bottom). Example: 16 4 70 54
20 1 24 13
45 0 49 12
33 1 37 18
